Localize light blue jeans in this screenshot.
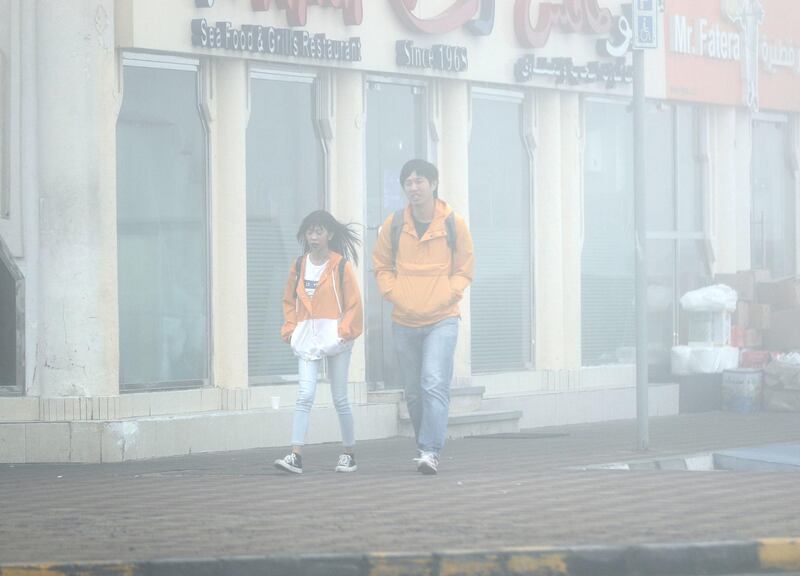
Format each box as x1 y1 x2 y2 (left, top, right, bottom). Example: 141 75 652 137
392 317 459 455
291 349 354 448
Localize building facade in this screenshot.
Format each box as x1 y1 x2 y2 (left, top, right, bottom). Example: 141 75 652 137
0 0 797 462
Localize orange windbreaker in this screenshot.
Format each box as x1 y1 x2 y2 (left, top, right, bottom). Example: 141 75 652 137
281 251 363 359
372 200 474 328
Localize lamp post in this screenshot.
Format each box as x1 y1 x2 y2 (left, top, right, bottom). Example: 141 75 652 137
632 0 659 451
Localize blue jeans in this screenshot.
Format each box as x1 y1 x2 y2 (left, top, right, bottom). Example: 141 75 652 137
291 349 354 448
392 317 459 455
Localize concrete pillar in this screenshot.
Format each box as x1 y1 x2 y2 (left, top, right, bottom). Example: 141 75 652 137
329 70 366 383
734 109 753 271
712 107 738 274
210 59 249 389
438 79 472 386
560 93 581 370
535 91 564 369
36 0 119 397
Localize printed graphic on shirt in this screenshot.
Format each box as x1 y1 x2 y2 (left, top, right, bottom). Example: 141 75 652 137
304 255 327 297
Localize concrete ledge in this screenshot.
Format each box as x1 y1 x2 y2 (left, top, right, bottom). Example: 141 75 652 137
2 539 799 575
0 403 398 463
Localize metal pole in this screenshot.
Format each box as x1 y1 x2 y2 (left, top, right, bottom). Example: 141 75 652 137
634 48 649 451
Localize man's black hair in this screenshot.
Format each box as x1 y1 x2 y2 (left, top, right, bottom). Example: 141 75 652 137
399 159 439 199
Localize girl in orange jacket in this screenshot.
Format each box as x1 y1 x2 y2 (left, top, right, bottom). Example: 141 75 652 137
274 210 363 475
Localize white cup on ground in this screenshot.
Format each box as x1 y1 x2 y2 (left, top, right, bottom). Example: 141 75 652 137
270 395 281 410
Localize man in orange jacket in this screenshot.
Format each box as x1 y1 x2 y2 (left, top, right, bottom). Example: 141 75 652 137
372 159 474 475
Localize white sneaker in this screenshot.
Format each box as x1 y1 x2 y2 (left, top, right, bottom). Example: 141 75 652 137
334 453 357 472
414 451 439 475
274 452 303 474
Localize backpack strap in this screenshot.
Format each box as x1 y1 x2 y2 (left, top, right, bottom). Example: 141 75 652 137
444 212 457 252
390 209 405 270
338 258 346 298
293 255 304 299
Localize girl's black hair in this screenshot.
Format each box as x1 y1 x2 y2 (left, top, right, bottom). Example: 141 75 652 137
296 210 361 266
399 159 439 198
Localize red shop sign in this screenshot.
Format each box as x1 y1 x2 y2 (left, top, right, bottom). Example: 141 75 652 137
249 0 363 26
514 0 615 48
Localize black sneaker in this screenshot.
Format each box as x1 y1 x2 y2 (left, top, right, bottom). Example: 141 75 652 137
414 451 439 475
274 452 303 474
334 453 357 472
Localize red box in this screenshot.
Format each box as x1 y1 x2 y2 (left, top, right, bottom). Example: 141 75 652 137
739 349 777 369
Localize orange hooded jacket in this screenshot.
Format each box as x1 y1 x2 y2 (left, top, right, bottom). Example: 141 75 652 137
281 251 363 360
372 199 474 328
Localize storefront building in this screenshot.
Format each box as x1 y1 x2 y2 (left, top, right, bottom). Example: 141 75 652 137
0 0 797 462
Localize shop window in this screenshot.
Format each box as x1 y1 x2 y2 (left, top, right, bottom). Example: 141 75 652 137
581 101 635 366
752 119 795 278
247 72 324 383
116 55 210 391
364 80 427 388
469 91 533 373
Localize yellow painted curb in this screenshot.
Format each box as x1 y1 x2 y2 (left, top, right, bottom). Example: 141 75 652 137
506 552 569 575
0 564 135 576
439 554 503 576
368 554 434 576
759 538 800 571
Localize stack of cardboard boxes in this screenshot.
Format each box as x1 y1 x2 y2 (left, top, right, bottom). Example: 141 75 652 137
715 271 800 412
718 271 800 360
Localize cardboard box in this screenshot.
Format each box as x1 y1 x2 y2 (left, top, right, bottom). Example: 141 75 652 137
763 307 800 350
749 303 772 330
731 325 746 348
752 269 772 283
733 301 750 327
715 272 756 301
744 329 763 348
758 277 800 309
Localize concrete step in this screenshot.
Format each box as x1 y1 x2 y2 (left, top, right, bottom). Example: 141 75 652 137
366 389 404 405
396 385 486 419
0 402 398 464
398 409 522 439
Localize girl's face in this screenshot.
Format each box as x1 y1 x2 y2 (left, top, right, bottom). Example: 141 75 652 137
305 225 333 252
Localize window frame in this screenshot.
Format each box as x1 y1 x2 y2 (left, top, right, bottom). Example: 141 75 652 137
750 111 796 277
0 235 22 396
362 75 431 388
469 86 536 373
117 52 213 393
246 66 328 385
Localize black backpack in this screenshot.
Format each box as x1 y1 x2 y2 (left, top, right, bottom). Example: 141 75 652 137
390 209 457 269
293 255 347 300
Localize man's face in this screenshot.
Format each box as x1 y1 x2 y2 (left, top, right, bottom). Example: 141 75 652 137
403 171 437 207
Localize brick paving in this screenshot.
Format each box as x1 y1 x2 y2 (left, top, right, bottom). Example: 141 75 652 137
1 411 800 564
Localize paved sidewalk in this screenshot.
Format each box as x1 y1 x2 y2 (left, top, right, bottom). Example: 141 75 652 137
1 411 800 566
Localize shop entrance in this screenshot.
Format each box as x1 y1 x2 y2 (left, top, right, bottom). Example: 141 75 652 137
364 79 428 389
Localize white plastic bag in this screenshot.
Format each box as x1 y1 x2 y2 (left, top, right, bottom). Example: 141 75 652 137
680 284 738 312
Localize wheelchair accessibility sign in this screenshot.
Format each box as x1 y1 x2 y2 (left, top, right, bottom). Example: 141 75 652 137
633 0 659 49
